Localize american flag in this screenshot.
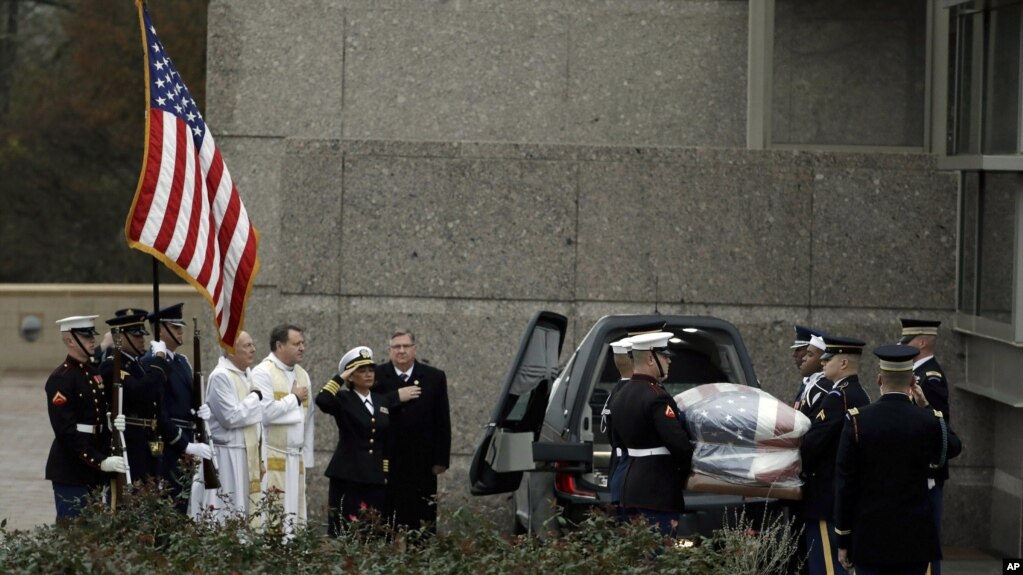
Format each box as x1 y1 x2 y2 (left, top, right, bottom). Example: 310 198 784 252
126 3 259 350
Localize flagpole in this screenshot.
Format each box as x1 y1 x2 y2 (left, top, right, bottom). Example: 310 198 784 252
152 257 161 342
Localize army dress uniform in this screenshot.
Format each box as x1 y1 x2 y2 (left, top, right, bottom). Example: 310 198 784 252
99 311 177 483
316 347 394 536
800 336 871 575
834 345 963 575
45 316 116 519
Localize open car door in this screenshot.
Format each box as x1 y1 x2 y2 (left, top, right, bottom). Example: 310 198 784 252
469 311 568 495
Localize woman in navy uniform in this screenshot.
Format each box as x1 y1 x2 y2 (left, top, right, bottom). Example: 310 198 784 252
45 315 126 522
316 346 394 536
835 345 962 575
800 335 871 575
609 331 694 536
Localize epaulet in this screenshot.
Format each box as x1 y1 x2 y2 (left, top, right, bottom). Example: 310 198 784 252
932 409 944 418
925 371 944 379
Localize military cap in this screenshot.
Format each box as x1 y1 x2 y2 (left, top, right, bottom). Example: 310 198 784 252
338 346 374 374
148 303 186 326
820 335 866 360
628 331 675 356
899 318 940 344
106 308 150 336
56 315 100 335
610 338 633 355
791 325 828 349
627 322 667 337
873 344 919 372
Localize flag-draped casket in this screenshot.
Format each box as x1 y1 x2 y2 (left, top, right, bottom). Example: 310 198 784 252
674 383 810 500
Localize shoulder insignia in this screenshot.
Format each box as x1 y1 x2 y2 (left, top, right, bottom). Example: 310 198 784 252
664 405 677 419
816 410 826 421
52 391 67 406
834 527 852 536
932 409 944 418
120 370 131 379
925 371 943 378
847 407 860 416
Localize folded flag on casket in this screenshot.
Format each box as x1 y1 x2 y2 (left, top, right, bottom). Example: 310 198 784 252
674 383 810 499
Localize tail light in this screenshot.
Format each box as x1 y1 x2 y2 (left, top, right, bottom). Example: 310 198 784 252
554 461 596 499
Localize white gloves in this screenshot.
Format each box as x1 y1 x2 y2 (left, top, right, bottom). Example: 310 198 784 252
113 414 126 432
100 456 126 473
185 442 213 460
195 404 211 421
150 339 172 359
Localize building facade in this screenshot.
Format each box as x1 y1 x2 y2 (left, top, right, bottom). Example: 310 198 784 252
202 0 1019 553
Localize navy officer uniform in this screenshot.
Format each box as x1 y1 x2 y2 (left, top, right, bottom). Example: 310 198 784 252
899 318 952 575
800 335 870 575
834 345 962 575
99 309 179 483
610 331 694 536
45 315 126 521
140 303 196 506
317 346 395 536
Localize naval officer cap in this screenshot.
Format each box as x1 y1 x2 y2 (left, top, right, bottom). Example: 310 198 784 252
338 346 375 375
873 344 919 372
628 331 675 356
610 338 633 355
819 335 866 360
56 315 100 335
106 308 150 336
899 318 941 344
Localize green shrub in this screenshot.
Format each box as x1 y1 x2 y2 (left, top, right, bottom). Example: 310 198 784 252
0 487 799 575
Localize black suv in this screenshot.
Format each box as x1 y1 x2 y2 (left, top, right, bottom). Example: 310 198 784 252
469 311 781 536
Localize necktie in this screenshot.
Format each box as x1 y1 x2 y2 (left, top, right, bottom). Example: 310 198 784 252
364 398 373 414
400 373 409 382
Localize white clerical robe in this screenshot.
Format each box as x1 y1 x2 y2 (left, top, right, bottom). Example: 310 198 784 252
251 354 314 533
194 356 264 523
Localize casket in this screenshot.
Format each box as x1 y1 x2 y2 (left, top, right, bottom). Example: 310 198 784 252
674 383 810 500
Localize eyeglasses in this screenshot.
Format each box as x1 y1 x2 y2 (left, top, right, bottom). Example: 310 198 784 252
390 344 415 350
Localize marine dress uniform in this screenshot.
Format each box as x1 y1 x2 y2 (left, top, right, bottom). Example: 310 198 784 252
45 316 121 520
599 338 633 506
99 310 177 483
609 332 694 535
834 345 962 575
317 347 394 536
800 335 871 575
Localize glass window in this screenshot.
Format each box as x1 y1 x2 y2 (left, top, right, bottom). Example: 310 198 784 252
959 171 1017 326
772 0 927 147
982 5 1022 154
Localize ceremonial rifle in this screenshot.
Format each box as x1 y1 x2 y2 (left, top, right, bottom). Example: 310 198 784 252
193 319 221 489
108 327 132 511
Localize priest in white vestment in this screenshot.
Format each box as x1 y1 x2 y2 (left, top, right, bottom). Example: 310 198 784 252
251 324 314 533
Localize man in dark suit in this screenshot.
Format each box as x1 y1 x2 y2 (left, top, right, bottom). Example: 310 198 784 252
898 318 952 575
375 329 451 533
835 345 962 575
800 335 871 575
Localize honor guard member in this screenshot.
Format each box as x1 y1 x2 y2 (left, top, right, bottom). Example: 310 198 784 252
899 318 951 575
790 325 829 410
835 345 962 575
141 303 211 510
799 332 831 416
99 309 180 484
45 315 127 523
800 335 870 575
609 331 694 536
600 338 634 508
317 346 394 536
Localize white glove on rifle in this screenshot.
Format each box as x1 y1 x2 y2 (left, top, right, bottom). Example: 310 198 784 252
150 340 172 359
100 456 126 473
185 442 213 460
194 404 211 421
113 414 126 432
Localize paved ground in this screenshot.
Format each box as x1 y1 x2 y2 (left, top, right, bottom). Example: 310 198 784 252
0 371 1008 572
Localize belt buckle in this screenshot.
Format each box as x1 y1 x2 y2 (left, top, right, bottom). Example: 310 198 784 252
149 441 164 455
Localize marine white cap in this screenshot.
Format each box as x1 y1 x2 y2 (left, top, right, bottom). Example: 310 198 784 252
628 331 674 353
610 338 633 355
56 315 99 334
